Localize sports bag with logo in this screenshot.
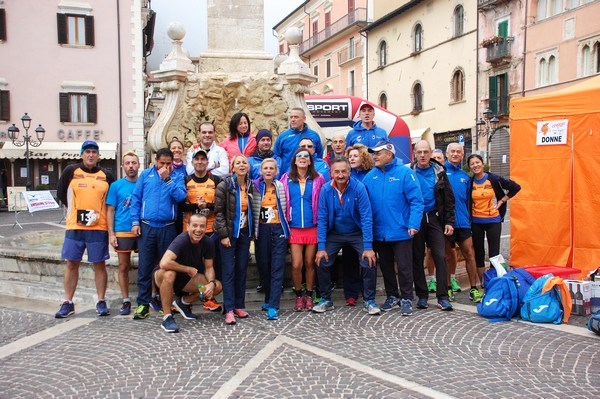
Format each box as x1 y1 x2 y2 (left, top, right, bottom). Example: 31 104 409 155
587 311 600 336
477 268 535 322
520 273 572 324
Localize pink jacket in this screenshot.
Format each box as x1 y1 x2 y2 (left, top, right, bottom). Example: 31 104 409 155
219 134 257 163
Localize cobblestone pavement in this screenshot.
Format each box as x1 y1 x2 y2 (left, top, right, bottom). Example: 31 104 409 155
1 296 598 399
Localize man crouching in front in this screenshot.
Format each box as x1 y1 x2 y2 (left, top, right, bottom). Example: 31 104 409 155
154 213 222 332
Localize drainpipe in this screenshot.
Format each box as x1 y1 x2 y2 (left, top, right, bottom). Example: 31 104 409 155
475 6 481 153
522 0 528 97
116 0 124 175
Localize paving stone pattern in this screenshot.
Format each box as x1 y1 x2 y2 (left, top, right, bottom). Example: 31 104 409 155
0 307 63 346
1 304 599 398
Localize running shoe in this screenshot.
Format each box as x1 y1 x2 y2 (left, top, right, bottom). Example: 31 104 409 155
304 295 314 311
203 298 222 312
363 300 381 315
233 309 249 318
450 277 462 292
266 308 279 320
294 296 305 311
133 304 150 320
173 298 198 320
380 296 399 311
416 298 429 309
312 299 334 313
470 288 483 303
399 298 413 316
161 315 180 333
346 298 357 307
447 289 455 302
225 311 236 325
96 300 110 316
427 279 437 293
261 303 269 311
437 299 454 311
119 301 131 316
149 295 162 312
55 301 75 318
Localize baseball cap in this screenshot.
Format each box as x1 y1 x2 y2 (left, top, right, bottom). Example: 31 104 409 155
359 102 375 111
192 147 208 158
368 139 396 155
81 140 99 154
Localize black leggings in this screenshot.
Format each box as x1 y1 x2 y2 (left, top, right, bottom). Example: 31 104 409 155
472 222 502 268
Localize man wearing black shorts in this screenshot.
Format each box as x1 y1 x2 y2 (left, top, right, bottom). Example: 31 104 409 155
154 213 223 332
107 151 140 315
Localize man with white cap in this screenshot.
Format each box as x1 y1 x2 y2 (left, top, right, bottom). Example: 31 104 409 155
346 103 388 148
363 139 423 316
55 140 115 318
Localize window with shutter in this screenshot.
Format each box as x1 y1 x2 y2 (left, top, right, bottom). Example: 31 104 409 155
488 76 498 114
59 93 97 123
57 13 94 46
0 90 10 121
498 20 509 38
0 9 7 41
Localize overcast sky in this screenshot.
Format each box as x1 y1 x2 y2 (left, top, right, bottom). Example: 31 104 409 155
147 0 304 71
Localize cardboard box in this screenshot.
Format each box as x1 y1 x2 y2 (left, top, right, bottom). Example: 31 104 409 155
591 281 600 313
565 280 592 316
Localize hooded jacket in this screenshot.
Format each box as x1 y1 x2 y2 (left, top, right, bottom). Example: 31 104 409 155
363 158 424 241
280 172 326 228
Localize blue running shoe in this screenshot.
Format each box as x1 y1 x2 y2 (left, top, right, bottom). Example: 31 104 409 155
266 308 279 320
55 301 74 318
399 298 413 316
149 295 162 312
119 301 131 316
437 299 453 311
96 300 110 316
261 303 269 311
416 298 429 309
312 299 334 313
161 315 180 333
173 298 198 320
380 296 399 312
363 300 381 315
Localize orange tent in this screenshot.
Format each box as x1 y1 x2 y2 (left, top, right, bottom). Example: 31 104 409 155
510 76 600 278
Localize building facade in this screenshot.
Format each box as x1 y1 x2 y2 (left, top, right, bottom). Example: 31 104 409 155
524 0 600 95
365 0 478 157
273 0 370 98
0 0 151 190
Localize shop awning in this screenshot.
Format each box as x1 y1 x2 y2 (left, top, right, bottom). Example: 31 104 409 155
0 141 117 160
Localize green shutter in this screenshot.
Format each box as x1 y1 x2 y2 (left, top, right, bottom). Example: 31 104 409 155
498 20 508 38
489 76 498 115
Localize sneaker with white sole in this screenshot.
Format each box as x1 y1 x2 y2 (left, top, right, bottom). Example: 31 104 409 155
399 298 413 316
161 315 179 333
173 298 198 320
380 296 399 312
363 300 381 315
312 299 334 313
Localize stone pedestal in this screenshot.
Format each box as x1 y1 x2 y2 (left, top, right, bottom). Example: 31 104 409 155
198 0 273 73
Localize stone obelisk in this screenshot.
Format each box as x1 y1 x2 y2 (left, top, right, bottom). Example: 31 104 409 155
198 0 273 73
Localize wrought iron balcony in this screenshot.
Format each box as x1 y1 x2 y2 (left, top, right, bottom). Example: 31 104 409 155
485 38 513 64
300 8 367 55
338 42 363 65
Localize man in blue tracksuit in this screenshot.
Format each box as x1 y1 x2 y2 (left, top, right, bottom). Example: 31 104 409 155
444 143 482 303
410 140 454 311
130 148 187 320
313 157 379 315
363 140 424 316
274 107 324 174
345 103 387 148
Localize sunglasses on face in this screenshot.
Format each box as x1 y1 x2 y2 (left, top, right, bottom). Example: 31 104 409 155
296 153 310 158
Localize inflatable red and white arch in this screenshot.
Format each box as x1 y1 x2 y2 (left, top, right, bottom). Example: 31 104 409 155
306 95 413 164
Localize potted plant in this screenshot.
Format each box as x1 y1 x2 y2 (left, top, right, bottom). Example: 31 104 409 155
481 35 504 47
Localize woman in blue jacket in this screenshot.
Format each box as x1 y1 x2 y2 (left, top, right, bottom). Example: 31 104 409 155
251 158 290 320
281 147 325 312
467 154 521 281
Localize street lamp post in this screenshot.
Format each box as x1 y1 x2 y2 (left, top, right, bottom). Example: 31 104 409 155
476 108 499 165
7 113 46 190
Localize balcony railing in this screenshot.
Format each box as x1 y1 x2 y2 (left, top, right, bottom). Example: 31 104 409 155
338 42 363 65
300 8 367 55
489 95 510 116
485 39 512 64
478 0 509 10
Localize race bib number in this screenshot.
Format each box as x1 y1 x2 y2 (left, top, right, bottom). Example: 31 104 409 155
260 206 278 224
239 212 248 229
77 209 100 227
